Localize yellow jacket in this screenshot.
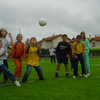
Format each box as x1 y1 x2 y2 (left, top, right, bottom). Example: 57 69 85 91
72 42 85 54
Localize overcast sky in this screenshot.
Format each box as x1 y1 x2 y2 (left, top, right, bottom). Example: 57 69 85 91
0 0 100 42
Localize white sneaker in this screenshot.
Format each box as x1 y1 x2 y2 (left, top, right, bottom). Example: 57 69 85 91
83 74 87 78
87 73 90 76
18 78 22 82
73 76 76 78
14 80 21 86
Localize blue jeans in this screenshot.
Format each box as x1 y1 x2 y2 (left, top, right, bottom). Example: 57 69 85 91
0 64 16 82
22 65 43 81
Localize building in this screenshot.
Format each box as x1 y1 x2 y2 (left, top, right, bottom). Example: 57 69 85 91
89 35 100 49
38 34 71 49
38 34 100 49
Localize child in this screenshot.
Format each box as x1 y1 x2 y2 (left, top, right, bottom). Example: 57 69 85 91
11 34 27 82
0 39 20 86
54 34 71 77
72 35 87 78
80 31 90 76
22 37 44 82
69 43 75 70
49 47 56 64
0 28 13 83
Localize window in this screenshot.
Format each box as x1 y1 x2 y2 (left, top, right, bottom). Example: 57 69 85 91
92 42 96 47
99 41 100 45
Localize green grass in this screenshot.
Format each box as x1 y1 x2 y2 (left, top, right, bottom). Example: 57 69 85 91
0 57 100 100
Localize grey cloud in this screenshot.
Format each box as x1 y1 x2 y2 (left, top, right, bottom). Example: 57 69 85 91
0 0 100 42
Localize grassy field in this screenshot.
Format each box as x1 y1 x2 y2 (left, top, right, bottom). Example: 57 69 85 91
0 57 100 100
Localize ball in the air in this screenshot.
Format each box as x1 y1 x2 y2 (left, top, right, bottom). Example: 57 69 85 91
39 18 47 26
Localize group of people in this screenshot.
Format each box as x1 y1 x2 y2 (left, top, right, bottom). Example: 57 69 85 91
0 28 90 87
49 32 90 78
0 28 44 86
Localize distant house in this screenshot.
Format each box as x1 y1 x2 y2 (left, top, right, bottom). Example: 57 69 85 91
89 35 100 49
69 35 100 49
38 34 71 49
38 34 100 49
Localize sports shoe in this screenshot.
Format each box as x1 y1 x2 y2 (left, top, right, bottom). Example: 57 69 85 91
39 78 45 80
71 68 74 70
14 80 21 86
3 80 10 83
66 73 69 77
18 78 22 82
22 80 26 83
73 76 76 78
87 73 90 76
54 72 59 77
83 74 87 78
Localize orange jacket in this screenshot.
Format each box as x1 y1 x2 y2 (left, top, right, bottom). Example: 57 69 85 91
11 41 27 58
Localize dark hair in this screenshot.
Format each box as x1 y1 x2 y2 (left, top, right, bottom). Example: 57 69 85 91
76 35 81 39
62 34 67 38
30 37 37 41
16 34 23 39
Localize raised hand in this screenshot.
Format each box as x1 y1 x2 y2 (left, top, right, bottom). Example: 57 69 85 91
26 39 30 45
66 54 69 58
8 33 12 37
37 44 42 49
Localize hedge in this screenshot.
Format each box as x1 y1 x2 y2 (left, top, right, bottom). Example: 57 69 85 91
89 49 100 55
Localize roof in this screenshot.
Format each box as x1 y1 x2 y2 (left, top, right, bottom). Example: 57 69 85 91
90 36 100 41
43 34 62 41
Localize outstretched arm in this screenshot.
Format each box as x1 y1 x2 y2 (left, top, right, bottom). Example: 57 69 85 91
37 44 42 55
7 49 14 58
9 33 13 46
25 39 30 52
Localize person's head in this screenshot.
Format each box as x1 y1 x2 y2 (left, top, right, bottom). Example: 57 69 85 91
50 47 52 49
62 34 67 42
16 34 23 42
0 39 3 48
0 28 8 38
76 35 82 42
30 37 37 45
80 31 86 41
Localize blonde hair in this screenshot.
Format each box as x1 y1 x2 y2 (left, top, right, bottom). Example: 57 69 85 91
0 28 8 38
80 31 86 41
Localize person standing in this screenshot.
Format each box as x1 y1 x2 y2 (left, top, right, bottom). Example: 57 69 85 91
0 28 13 83
54 34 71 77
72 35 87 78
11 34 27 82
80 31 90 76
49 47 56 64
22 37 45 82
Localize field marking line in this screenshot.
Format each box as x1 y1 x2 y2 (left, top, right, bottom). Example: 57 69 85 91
9 61 100 65
0 80 35 87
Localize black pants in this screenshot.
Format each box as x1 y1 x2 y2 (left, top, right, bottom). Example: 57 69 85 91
74 54 86 76
3 60 9 81
50 55 56 63
70 59 75 70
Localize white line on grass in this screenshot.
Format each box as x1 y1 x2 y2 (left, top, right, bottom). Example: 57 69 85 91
9 62 100 65
0 80 35 87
